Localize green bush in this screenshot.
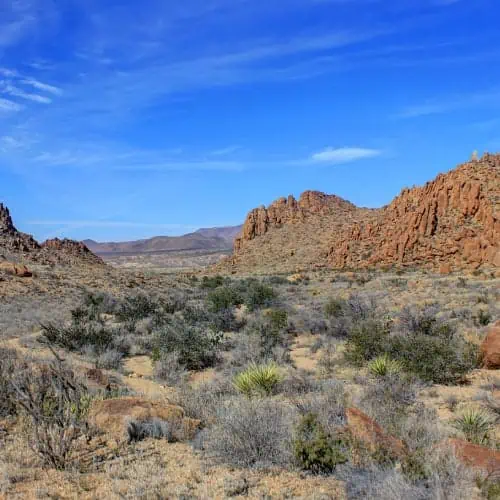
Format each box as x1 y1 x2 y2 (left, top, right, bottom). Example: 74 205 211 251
265 308 288 332
116 292 160 322
206 286 242 312
233 362 283 397
243 282 276 311
324 298 345 318
344 316 478 384
344 320 390 366
154 318 223 370
200 275 227 289
293 413 348 474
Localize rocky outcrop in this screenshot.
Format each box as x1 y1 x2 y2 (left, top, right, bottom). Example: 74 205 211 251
445 438 500 474
345 407 406 459
480 320 500 369
88 397 201 443
234 191 357 251
223 154 500 273
0 203 104 266
329 153 500 270
40 238 104 265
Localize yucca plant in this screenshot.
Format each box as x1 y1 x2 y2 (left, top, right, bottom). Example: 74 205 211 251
233 362 282 397
452 408 494 445
368 354 402 377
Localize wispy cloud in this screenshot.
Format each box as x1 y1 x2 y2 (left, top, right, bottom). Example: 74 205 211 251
209 145 241 156
396 88 500 118
0 97 22 112
21 78 62 96
311 147 382 164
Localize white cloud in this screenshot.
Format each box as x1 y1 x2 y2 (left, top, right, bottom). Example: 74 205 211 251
311 147 381 164
4 85 52 103
21 78 62 95
0 97 22 112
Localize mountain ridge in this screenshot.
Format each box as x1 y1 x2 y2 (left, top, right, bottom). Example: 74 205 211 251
83 225 242 255
218 153 500 274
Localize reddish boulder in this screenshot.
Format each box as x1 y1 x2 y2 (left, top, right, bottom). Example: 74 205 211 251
446 438 500 474
439 263 452 275
12 264 32 277
345 407 406 459
481 320 500 369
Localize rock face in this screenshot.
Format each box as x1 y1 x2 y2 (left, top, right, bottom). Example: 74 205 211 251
0 203 103 266
222 154 500 273
480 320 500 369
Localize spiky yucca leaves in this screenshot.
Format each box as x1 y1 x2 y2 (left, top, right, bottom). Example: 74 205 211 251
452 408 494 445
368 354 402 377
233 362 282 397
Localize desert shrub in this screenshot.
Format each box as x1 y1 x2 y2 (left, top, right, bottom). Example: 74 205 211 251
293 413 348 474
209 307 242 332
277 369 320 396
10 356 93 470
200 275 227 289
328 294 380 338
264 308 288 331
233 362 283 397
206 286 242 312
236 279 276 311
368 355 402 378
344 319 390 365
202 398 296 468
41 320 115 353
178 376 235 424
317 340 338 376
452 408 494 445
95 348 124 370
294 380 347 436
116 292 160 322
475 308 492 326
324 298 345 318
127 418 177 443
345 313 478 384
237 314 291 365
0 347 22 417
386 331 478 384
153 317 223 370
358 374 417 436
153 351 188 386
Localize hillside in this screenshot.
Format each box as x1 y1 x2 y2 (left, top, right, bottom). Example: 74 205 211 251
218 153 500 274
84 225 242 255
0 203 103 266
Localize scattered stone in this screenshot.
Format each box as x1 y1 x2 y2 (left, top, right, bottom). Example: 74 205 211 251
480 320 500 369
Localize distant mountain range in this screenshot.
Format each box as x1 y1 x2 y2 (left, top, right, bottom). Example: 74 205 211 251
83 225 242 255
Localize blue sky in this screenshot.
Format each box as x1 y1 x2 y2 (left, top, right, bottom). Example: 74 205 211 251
1 0 499 242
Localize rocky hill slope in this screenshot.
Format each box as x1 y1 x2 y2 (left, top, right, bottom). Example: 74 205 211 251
0 203 103 266
84 225 242 255
219 153 500 274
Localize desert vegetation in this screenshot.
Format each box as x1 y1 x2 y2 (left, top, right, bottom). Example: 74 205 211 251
1 267 500 498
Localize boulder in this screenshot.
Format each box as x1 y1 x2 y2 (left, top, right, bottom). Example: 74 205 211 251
345 407 406 459
480 320 500 369
88 397 201 443
446 438 500 474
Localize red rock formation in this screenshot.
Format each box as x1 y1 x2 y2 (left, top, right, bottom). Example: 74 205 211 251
345 407 406 459
480 320 500 369
445 438 500 474
0 203 104 266
226 154 500 273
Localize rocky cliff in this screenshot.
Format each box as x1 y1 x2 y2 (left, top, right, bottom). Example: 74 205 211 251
221 154 500 273
0 203 103 266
